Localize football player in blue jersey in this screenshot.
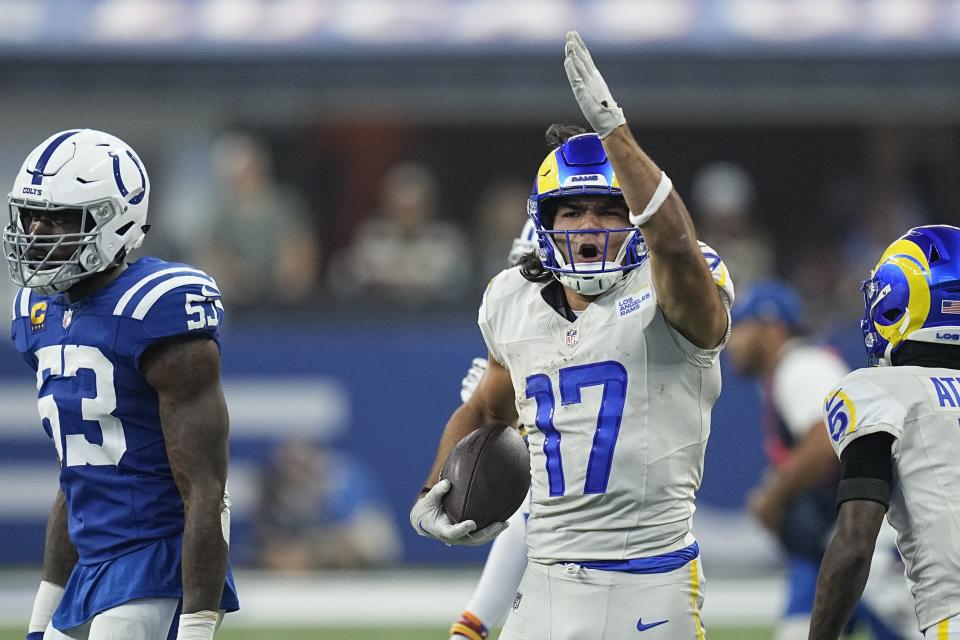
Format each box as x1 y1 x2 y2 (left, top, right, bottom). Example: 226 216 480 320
4 129 239 640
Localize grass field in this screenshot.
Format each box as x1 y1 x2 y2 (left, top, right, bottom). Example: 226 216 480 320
0 627 872 639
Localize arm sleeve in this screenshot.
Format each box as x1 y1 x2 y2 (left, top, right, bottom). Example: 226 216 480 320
822 374 906 458
837 432 895 510
665 242 735 367
773 349 850 439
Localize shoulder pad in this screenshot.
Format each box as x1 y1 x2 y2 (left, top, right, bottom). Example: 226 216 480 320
698 241 735 306
823 369 906 453
112 266 220 320
11 288 30 321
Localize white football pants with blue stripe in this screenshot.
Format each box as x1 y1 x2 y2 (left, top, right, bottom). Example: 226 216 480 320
498 557 707 640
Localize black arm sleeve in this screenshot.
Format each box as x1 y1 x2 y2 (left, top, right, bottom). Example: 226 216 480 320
836 432 896 510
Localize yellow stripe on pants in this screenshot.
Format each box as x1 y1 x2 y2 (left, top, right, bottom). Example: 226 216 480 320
690 559 704 640
940 618 950 640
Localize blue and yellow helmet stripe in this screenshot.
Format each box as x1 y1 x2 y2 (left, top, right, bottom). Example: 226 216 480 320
862 225 960 365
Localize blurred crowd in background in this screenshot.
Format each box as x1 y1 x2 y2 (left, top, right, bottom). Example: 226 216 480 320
127 122 953 335
2 0 960 574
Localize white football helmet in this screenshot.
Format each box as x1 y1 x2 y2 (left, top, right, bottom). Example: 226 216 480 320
507 218 538 267
3 129 150 295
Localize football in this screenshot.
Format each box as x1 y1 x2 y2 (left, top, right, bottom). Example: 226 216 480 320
440 424 530 530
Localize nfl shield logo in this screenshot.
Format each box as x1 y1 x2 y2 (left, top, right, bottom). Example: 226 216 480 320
62 308 73 329
565 327 579 348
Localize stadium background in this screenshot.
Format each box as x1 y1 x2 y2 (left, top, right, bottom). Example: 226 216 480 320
1 0 959 637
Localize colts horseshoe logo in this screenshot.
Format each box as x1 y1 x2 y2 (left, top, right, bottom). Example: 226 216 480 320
109 150 147 205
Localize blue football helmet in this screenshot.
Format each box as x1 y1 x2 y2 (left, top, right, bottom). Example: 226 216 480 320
861 225 960 366
527 133 645 295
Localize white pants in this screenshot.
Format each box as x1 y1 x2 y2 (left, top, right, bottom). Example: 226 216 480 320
925 615 960 639
43 598 179 640
863 521 922 638
499 558 707 640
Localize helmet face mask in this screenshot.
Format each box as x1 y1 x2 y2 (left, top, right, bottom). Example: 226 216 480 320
3 129 150 295
861 225 960 366
528 133 646 296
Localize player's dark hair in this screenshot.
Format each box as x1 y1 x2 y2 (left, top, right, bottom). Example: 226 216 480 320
520 124 590 283
518 251 553 284
892 340 960 369
545 124 588 148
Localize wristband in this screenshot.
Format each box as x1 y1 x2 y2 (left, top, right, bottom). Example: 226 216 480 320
177 610 219 640
28 580 64 635
629 171 673 227
450 610 488 640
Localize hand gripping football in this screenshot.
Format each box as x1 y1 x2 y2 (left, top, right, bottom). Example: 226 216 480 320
440 425 530 530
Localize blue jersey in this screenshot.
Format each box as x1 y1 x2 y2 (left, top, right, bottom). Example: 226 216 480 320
11 257 225 563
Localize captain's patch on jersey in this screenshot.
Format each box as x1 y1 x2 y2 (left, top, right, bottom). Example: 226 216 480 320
29 301 46 332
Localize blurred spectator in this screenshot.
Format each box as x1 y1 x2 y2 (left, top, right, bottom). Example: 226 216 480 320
328 162 470 306
691 161 775 288
473 180 531 284
794 129 931 332
256 439 402 571
194 132 321 308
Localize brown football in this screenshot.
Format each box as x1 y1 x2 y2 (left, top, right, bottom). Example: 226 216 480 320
440 424 530 530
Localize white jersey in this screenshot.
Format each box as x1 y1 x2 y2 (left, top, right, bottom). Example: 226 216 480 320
823 365 960 631
479 247 733 563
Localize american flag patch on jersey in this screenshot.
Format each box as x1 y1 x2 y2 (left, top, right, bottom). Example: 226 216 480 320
943 300 960 314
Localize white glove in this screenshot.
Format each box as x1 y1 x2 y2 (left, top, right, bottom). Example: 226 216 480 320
460 357 488 403
563 31 626 139
410 479 508 546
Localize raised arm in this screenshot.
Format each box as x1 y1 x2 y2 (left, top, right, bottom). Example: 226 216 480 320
143 337 229 635
563 31 727 348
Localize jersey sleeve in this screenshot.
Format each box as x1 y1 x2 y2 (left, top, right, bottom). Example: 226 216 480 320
773 348 850 439
478 278 508 368
123 274 225 368
822 372 907 458
10 288 27 352
665 243 735 367
10 288 37 367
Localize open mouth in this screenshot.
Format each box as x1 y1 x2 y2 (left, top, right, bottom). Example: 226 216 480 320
577 243 602 262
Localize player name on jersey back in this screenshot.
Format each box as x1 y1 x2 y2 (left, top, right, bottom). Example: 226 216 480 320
824 365 960 630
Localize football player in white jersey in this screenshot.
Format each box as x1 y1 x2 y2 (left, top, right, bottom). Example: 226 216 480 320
729 282 916 640
449 220 536 640
412 32 733 639
808 225 960 639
